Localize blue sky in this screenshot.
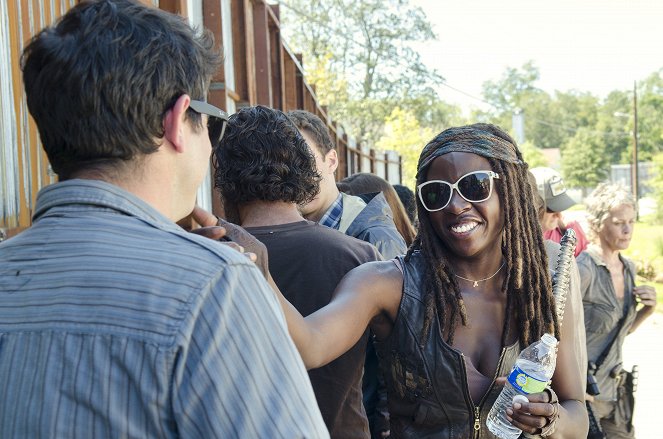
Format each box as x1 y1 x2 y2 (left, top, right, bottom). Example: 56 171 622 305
412 0 663 111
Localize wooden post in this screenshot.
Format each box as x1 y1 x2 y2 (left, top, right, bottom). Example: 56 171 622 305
158 0 187 15
252 1 272 105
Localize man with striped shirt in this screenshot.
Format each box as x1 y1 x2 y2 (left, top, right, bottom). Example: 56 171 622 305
0 1 328 438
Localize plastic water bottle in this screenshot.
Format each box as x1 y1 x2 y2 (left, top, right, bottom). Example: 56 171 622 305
486 333 558 439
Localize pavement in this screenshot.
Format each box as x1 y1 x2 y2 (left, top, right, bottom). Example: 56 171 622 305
621 312 663 438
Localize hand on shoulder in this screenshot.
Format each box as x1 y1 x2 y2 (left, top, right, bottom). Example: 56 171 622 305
189 205 269 276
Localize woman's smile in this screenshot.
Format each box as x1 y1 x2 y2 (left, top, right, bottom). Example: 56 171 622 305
424 152 503 259
449 219 480 235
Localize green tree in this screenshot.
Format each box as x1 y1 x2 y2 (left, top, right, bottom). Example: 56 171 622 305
376 107 434 188
554 90 600 129
406 97 466 132
482 61 541 109
281 0 445 144
478 63 632 157
480 62 569 149
594 90 631 164
561 128 610 193
305 53 350 110
545 90 601 150
636 71 663 161
519 141 548 168
651 152 663 222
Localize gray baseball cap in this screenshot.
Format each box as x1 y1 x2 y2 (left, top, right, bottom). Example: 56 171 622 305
530 167 577 212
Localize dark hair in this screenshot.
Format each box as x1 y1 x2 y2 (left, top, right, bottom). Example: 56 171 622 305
393 184 417 224
340 173 416 247
286 110 335 156
213 105 321 205
21 0 221 179
336 181 351 193
409 123 557 347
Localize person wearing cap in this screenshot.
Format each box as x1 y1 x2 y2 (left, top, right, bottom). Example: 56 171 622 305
531 167 589 257
527 171 588 386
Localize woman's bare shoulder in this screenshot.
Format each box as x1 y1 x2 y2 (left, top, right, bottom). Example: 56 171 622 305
341 259 404 287
335 260 403 325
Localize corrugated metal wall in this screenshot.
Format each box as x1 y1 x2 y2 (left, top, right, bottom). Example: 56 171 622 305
0 0 401 237
1 0 77 237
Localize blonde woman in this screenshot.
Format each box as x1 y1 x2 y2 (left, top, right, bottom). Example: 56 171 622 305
579 183 656 438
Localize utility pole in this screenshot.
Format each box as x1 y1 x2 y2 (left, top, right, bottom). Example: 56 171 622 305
512 108 525 145
633 81 639 219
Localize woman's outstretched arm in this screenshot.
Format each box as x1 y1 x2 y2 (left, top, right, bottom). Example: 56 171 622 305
272 260 403 369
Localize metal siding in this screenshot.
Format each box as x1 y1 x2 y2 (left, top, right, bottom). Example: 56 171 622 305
0 0 19 229
1 0 401 237
2 0 71 234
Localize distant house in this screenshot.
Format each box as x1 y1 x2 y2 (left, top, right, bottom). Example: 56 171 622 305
611 162 655 196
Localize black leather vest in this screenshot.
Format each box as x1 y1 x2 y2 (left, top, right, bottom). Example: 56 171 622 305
375 252 521 439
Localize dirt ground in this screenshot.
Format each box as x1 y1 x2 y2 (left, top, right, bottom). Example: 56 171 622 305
621 312 662 438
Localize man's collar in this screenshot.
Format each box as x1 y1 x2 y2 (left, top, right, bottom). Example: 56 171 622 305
33 179 179 232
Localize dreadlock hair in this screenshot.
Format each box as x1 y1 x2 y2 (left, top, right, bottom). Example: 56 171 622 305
407 123 559 349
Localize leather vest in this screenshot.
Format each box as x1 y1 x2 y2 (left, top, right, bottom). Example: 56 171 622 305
375 252 521 439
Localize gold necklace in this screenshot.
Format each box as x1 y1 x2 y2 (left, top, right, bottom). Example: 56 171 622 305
455 262 506 288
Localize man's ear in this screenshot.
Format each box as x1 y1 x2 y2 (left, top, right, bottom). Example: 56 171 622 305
325 149 339 173
163 94 191 153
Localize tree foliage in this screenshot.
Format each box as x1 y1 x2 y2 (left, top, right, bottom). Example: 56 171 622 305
477 62 663 190
651 152 663 221
280 0 443 143
519 141 548 168
480 62 604 150
280 4 662 194
561 128 610 191
594 90 631 164
636 70 663 161
376 107 434 188
480 61 561 149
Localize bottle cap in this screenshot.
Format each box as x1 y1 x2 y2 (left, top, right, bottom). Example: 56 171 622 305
541 333 558 346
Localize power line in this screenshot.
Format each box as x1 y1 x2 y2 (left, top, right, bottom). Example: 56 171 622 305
278 0 436 77
279 0 633 140
437 82 507 109
438 82 630 139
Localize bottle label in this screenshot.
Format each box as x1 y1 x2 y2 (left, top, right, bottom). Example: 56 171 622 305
506 366 548 394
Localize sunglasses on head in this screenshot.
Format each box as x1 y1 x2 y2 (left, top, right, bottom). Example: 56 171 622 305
189 100 229 146
417 170 500 212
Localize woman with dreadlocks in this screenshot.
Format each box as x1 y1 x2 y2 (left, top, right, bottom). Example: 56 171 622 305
269 123 587 438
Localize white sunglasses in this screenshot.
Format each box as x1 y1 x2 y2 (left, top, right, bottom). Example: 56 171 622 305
417 170 500 212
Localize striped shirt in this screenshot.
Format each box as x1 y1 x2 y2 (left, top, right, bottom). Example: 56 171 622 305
0 179 329 439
